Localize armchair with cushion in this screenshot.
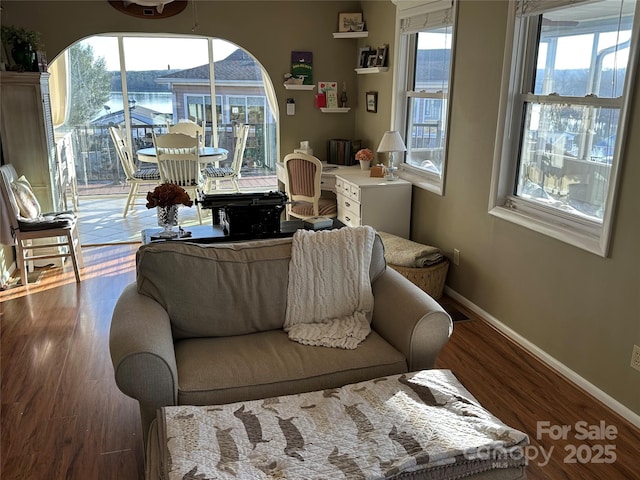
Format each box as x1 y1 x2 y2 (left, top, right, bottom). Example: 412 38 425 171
109 233 453 442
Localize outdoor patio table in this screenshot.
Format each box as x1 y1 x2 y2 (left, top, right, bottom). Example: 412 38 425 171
136 146 228 165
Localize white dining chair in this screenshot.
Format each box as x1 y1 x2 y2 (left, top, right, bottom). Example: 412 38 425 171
0 164 84 285
203 124 250 194
109 126 161 217
167 120 205 148
152 132 204 224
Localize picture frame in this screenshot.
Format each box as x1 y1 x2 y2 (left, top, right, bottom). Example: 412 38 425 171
358 46 371 68
366 91 378 113
374 44 388 67
366 53 378 68
338 12 364 32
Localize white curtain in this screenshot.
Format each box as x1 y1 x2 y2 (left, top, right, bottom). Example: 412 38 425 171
48 50 69 128
260 63 280 162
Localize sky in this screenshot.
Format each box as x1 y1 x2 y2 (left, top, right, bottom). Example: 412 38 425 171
82 35 238 71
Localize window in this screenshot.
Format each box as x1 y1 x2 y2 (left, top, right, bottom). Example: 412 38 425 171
186 94 212 125
228 96 247 123
51 34 281 192
490 0 639 256
394 0 457 194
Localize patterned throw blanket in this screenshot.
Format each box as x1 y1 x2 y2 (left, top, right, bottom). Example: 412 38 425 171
158 370 529 480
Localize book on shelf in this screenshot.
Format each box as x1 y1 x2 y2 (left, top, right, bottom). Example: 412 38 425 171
291 51 313 85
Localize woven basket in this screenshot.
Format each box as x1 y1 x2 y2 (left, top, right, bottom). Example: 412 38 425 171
389 259 449 299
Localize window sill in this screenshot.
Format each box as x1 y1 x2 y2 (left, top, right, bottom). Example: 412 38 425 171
488 203 607 257
399 165 443 195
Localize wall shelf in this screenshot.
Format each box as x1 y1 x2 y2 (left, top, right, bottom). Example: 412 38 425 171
355 67 389 75
320 107 351 113
283 84 316 91
333 32 368 39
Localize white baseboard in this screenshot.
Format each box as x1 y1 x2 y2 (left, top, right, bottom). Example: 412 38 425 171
444 286 640 429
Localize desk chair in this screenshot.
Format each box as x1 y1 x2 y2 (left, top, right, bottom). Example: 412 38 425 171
109 126 161 218
283 152 337 220
152 132 204 224
0 164 83 285
203 124 250 194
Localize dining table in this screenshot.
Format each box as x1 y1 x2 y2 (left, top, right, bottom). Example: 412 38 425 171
136 146 229 165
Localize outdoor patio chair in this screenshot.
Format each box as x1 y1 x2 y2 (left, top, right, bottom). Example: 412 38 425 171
203 124 249 194
152 132 204 224
167 120 205 148
109 126 161 218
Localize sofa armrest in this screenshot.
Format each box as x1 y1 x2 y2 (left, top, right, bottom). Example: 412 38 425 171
109 283 178 408
372 268 453 370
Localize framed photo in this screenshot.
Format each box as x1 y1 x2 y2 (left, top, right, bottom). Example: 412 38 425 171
366 91 378 113
358 46 371 68
338 12 363 32
374 44 388 67
366 53 378 68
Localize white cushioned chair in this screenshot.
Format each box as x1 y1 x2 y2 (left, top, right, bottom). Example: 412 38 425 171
0 164 83 285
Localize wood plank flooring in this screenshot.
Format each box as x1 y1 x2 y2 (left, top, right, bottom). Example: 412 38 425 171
435 302 640 480
1 245 639 479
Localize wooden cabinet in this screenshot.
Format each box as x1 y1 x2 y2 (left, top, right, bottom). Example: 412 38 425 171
0 72 62 213
335 172 411 238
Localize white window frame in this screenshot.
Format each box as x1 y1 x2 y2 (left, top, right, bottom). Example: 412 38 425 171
392 0 458 195
489 0 640 257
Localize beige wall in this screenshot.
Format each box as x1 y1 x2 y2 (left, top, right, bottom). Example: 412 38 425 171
2 0 639 417
1 0 365 159
409 0 640 417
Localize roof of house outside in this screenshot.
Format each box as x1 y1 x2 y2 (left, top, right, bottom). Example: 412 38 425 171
155 49 263 84
91 105 170 126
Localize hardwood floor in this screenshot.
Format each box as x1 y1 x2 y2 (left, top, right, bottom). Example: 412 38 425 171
1 245 144 480
435 302 640 480
1 245 639 479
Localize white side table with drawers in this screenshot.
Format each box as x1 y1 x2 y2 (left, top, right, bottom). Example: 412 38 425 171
335 172 411 238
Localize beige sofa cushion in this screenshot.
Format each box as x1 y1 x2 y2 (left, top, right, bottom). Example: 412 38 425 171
136 234 387 339
137 238 293 338
175 329 407 406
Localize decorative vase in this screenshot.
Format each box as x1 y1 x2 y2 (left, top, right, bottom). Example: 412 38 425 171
11 42 35 71
157 205 179 238
359 159 371 170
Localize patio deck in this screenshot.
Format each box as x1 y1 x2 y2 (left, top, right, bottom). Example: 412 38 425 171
75 173 278 245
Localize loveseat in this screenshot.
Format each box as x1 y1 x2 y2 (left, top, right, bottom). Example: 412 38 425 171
109 233 453 442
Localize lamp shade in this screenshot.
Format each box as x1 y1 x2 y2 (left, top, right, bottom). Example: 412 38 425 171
377 131 407 153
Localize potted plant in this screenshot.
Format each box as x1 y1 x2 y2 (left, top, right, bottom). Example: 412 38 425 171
1 25 42 71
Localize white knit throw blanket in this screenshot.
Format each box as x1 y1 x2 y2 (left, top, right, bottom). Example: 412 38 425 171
284 226 376 349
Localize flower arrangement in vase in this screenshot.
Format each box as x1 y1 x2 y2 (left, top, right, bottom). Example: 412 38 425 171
355 148 374 170
146 183 193 238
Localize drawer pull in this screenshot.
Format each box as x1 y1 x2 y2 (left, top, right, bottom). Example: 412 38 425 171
345 202 351 208
345 216 351 222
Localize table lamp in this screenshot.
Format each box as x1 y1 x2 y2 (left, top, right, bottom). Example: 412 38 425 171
377 131 406 181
